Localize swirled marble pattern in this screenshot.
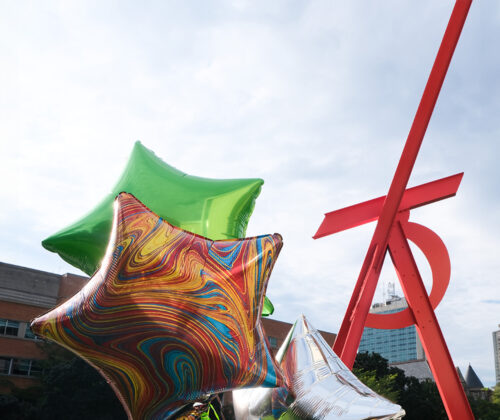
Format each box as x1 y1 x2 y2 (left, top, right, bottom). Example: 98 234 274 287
32 193 284 420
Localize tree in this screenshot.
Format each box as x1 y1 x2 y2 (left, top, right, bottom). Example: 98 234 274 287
465 383 500 420
0 342 126 420
491 383 500 405
353 369 400 402
468 397 500 420
354 351 393 378
397 375 446 420
354 352 446 420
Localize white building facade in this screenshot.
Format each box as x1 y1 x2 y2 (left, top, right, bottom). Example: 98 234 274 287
493 325 500 385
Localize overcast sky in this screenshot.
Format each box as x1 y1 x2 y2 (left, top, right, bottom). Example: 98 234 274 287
1 1 499 387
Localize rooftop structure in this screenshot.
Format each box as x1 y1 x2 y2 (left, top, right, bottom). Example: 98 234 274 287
463 364 489 401
391 359 433 382
465 364 484 390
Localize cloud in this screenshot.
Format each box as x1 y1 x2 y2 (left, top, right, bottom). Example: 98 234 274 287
1 0 499 388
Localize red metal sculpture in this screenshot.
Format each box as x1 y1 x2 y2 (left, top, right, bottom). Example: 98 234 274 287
314 1 474 419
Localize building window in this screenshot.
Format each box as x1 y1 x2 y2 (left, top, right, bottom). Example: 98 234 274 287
0 357 11 375
0 320 39 340
29 360 42 377
0 357 41 377
268 336 278 348
11 359 31 376
24 325 38 340
0 319 20 336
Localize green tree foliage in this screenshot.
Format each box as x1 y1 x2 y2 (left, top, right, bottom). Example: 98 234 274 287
468 397 500 420
0 342 126 420
352 369 400 402
3 345 499 420
397 376 446 420
354 352 447 420
491 383 500 405
466 383 500 420
354 351 393 378
354 352 500 420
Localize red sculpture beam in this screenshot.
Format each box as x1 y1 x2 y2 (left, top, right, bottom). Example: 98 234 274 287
314 1 474 419
315 174 461 330
388 216 470 418
314 173 463 239
332 0 472 368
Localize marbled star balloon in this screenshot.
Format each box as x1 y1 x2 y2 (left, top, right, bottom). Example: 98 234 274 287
32 193 284 420
233 315 405 420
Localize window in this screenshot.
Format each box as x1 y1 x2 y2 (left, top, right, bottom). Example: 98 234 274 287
0 358 42 377
268 336 278 348
12 359 30 376
29 360 42 377
0 320 39 340
5 320 19 336
0 319 20 336
24 325 38 340
0 357 11 375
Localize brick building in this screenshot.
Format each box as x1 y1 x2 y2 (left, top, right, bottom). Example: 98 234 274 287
0 261 336 394
262 316 336 353
0 262 87 391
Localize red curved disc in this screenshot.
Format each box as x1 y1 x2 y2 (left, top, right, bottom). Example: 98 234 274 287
365 220 450 329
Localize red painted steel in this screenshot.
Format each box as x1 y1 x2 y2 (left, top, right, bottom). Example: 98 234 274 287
390 218 474 418
314 173 463 239
314 1 474 419
366 219 451 329
333 0 472 367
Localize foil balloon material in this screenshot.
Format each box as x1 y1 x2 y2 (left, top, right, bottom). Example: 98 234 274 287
32 193 284 420
233 315 405 420
175 403 212 420
174 395 218 420
42 141 264 276
262 295 275 317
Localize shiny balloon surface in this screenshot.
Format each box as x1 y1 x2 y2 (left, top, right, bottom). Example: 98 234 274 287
42 141 264 276
33 193 283 420
233 315 405 420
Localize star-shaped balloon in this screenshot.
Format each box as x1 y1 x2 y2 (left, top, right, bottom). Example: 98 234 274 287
42 141 264 277
233 315 405 420
32 193 284 419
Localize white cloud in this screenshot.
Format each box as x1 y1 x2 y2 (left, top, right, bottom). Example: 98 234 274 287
1 0 499 388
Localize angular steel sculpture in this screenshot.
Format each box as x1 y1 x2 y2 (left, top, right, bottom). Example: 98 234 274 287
233 315 405 420
313 1 475 419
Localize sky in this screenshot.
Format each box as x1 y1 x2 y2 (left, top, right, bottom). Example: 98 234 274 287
1 0 499 387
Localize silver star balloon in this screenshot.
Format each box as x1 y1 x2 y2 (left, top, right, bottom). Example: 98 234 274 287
233 315 405 420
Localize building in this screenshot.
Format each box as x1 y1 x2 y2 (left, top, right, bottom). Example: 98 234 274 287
358 294 424 364
222 317 336 411
0 262 87 391
463 364 490 400
0 261 336 394
493 325 500 385
457 366 467 389
391 359 433 381
456 365 492 401
262 317 336 353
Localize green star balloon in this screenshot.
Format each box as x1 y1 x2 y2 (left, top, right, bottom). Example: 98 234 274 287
42 141 265 276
